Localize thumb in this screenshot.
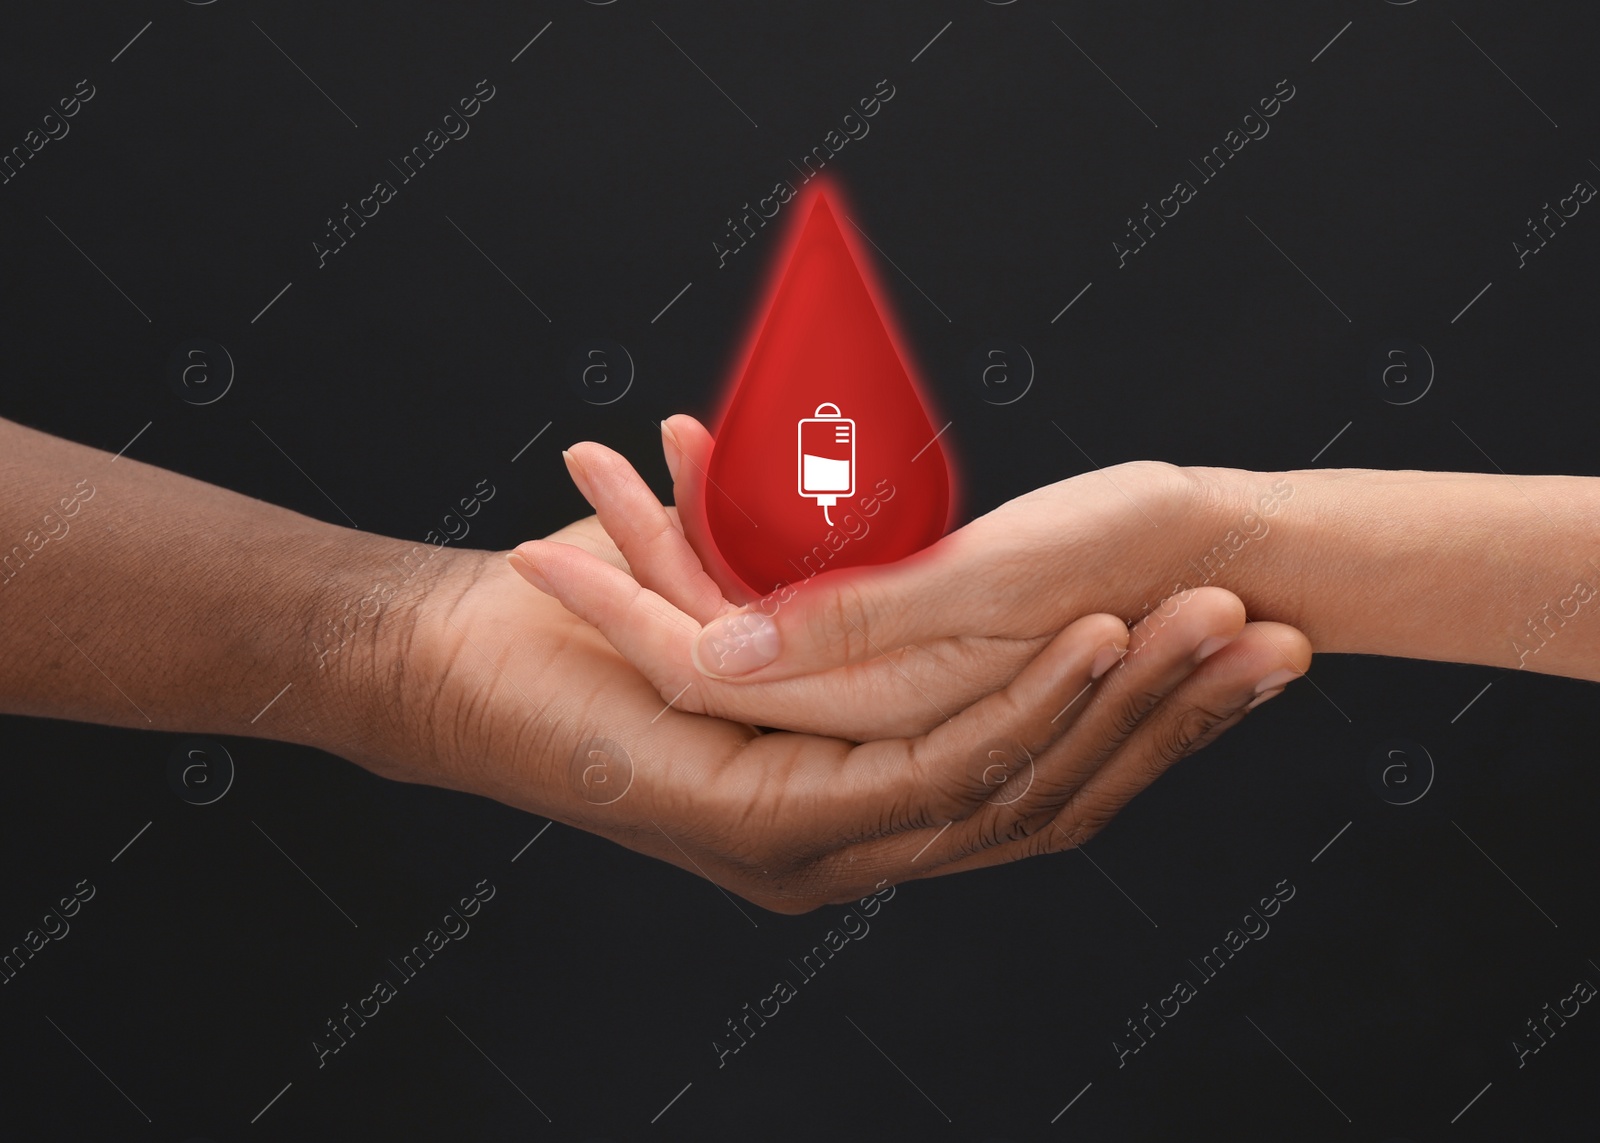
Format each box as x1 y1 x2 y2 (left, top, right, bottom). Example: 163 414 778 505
662 414 756 604
688 538 981 681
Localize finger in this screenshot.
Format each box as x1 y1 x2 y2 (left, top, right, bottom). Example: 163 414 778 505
860 586 1248 872
921 618 1311 879
822 611 1132 845
507 540 705 701
663 415 757 604
1051 618 1311 845
563 441 729 625
687 529 994 680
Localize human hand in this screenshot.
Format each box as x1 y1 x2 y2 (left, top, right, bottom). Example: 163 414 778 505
528 413 1312 710
374 514 1298 911
506 417 1312 741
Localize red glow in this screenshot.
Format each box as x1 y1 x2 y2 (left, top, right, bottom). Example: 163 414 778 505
704 182 955 596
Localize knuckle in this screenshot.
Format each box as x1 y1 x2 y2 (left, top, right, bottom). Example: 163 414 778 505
1147 704 1233 773
1057 799 1116 847
806 578 873 661
1108 688 1165 738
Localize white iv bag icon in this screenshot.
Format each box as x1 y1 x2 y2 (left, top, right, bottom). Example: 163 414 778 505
797 402 855 524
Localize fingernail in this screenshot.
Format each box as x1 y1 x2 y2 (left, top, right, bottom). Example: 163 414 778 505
562 449 594 501
1246 686 1285 711
506 551 552 595
692 611 780 678
1090 645 1122 679
1195 635 1232 663
660 421 683 482
1253 668 1300 694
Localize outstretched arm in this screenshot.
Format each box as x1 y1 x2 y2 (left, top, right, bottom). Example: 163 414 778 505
532 416 1598 688
1 416 1306 910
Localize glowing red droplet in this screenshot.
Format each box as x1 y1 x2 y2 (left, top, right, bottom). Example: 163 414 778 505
705 187 953 597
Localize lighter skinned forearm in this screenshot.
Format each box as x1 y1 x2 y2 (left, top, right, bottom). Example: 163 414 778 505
1202 466 1600 681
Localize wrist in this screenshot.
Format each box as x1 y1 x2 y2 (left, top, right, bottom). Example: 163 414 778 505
1155 464 1311 629
302 534 491 779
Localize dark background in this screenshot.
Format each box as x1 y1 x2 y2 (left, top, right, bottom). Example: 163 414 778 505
3 1 1598 1140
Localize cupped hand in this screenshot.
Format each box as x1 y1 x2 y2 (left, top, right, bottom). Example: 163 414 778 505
398 514 1305 912
566 413 1312 707
506 416 1311 741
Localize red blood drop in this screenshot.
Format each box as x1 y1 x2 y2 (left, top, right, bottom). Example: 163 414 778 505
704 186 953 597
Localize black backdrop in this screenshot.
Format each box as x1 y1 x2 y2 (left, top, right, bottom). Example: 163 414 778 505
3 2 1598 1140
